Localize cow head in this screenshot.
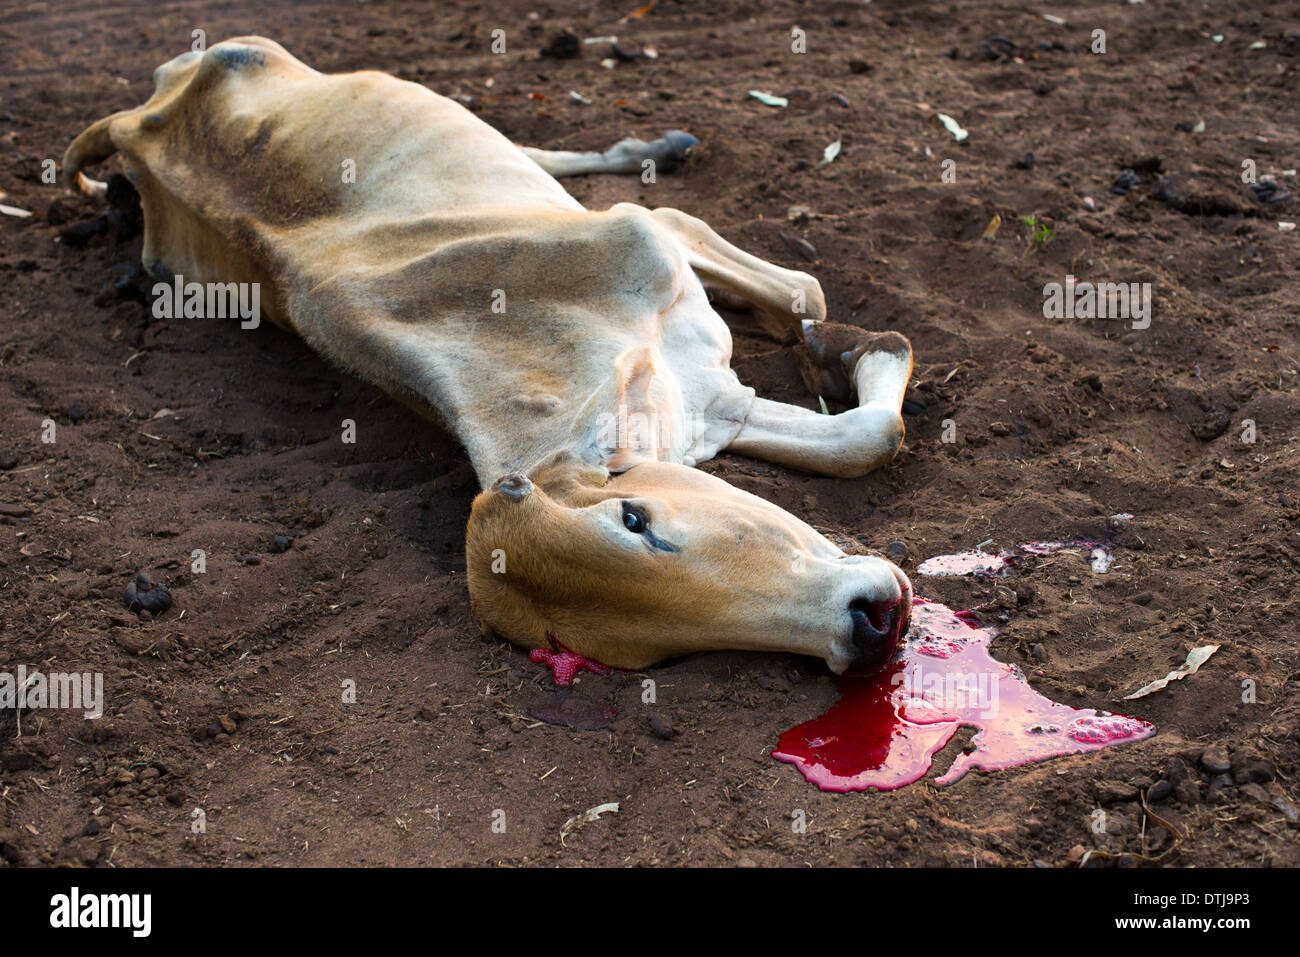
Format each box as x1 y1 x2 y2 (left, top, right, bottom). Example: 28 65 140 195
465 454 911 673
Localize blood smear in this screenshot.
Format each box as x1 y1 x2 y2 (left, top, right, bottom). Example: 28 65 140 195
772 597 1154 792
917 540 1116 577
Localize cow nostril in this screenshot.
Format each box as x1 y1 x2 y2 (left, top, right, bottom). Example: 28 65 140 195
848 598 901 671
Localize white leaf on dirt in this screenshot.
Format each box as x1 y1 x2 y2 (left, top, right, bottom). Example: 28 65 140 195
937 113 969 142
1043 14 1067 25
748 90 788 108
1250 40 1267 50
1191 118 1205 134
815 139 842 169
559 801 620 845
600 58 618 69
1124 645 1219 700
1089 547 1114 573
0 203 33 218
1279 222 1296 231
1212 34 1224 43
583 801 619 821
583 35 618 45
569 90 592 105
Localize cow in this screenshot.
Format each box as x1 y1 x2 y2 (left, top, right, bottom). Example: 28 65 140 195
64 37 914 679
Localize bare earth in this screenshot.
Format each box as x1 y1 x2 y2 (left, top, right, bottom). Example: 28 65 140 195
1 0 1298 866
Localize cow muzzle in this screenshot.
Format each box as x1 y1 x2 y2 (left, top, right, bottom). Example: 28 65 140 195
848 594 909 671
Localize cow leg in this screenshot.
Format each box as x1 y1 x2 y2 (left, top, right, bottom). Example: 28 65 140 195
520 130 698 177
727 332 912 478
638 206 912 477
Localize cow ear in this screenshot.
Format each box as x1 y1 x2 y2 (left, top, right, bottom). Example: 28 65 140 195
604 346 668 472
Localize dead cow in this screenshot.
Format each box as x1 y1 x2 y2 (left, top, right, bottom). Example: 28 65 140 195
65 37 915 676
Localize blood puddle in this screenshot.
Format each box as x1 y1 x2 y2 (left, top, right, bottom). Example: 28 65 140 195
773 597 1154 792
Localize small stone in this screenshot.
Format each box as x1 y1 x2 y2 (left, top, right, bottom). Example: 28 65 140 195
83 819 101 836
883 541 909 565
649 713 675 740
0 451 18 470
848 58 872 74
1111 168 1141 195
217 715 237 735
269 535 294 554
1201 745 1231 775
1147 779 1173 803
122 572 172 615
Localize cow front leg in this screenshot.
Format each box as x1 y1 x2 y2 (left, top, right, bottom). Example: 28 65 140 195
728 331 912 478
519 130 698 177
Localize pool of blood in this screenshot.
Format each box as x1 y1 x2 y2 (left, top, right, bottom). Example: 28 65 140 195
772 597 1154 792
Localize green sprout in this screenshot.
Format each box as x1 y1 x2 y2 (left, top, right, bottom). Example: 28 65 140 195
1019 215 1055 250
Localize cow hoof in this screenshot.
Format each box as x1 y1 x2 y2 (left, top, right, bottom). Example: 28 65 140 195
652 130 699 170
798 322 910 405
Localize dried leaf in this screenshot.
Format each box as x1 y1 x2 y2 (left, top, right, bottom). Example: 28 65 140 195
815 139 842 169
1123 645 1219 699
937 113 969 142
748 90 788 108
618 0 655 23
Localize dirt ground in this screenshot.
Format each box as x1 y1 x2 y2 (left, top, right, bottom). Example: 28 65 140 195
1 0 1298 867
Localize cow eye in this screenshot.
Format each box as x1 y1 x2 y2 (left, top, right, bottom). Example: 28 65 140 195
622 503 649 534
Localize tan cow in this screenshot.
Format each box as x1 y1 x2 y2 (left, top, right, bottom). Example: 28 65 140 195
65 37 914 676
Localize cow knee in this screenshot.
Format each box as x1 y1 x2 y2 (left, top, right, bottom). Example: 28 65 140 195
830 405 904 478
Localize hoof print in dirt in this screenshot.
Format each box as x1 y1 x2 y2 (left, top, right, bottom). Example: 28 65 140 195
122 572 172 616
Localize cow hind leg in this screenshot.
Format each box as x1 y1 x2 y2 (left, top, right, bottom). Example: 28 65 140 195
520 130 698 177
728 332 913 478
641 205 913 476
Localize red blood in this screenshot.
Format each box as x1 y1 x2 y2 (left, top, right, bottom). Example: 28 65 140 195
530 632 613 686
773 597 1155 792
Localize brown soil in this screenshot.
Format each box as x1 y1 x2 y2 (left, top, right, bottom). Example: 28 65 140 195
1 0 1298 867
